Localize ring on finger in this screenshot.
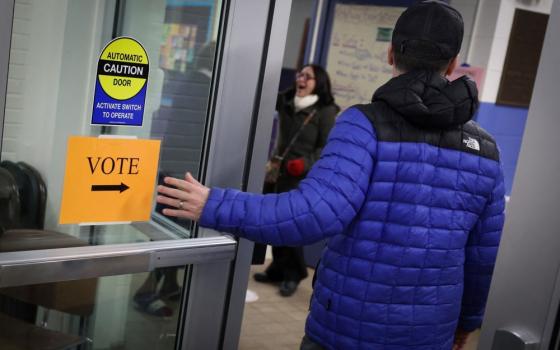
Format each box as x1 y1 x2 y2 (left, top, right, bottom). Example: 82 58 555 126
178 200 185 209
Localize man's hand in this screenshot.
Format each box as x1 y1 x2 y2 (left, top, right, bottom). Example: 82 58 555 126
156 172 210 221
452 328 471 350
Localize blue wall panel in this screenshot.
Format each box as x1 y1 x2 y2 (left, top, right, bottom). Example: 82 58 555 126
475 103 529 195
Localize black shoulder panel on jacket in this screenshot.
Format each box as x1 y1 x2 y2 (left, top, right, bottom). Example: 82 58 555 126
354 102 500 162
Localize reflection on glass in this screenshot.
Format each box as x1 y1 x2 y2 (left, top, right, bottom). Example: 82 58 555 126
0 0 222 349
0 0 222 249
119 1 218 236
0 267 186 350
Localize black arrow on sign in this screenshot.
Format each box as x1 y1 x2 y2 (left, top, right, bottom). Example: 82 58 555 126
91 182 130 193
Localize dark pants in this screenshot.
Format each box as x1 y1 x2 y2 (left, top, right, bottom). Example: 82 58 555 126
300 335 324 350
266 246 308 282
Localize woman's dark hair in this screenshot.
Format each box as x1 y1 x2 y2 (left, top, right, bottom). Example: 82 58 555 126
299 64 335 106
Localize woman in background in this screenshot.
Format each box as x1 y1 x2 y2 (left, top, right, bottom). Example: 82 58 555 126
257 64 339 296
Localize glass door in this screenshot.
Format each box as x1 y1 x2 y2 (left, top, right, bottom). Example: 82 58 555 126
0 0 290 349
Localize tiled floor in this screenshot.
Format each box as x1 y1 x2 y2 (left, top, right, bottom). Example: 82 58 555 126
239 263 313 350
239 261 480 350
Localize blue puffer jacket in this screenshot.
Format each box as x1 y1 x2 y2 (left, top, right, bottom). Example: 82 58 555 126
200 71 505 349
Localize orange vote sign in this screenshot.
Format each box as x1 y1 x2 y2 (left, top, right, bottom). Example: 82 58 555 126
59 136 161 224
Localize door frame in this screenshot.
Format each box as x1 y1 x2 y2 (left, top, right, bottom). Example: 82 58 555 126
0 0 13 153
210 0 293 348
178 0 293 348
0 0 289 349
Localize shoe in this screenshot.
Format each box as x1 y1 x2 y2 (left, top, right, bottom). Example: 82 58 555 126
133 292 155 305
253 272 282 283
279 280 298 297
160 284 182 302
133 293 173 317
160 289 181 302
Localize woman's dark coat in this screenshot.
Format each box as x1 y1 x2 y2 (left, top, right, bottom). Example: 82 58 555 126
274 89 340 192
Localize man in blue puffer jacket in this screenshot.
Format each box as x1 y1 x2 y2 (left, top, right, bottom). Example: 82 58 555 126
156 1 505 349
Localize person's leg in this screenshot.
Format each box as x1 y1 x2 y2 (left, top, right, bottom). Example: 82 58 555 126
279 247 308 296
300 335 325 350
254 246 285 283
160 267 181 301
134 271 160 297
133 270 173 317
268 246 292 279
293 246 309 280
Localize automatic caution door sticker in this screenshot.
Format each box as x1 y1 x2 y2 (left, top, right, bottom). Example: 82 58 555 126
91 37 149 126
59 136 161 224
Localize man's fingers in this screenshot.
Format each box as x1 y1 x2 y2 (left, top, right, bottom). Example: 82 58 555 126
157 194 198 211
162 208 195 220
185 172 202 186
157 185 189 200
182 201 198 213
157 195 182 208
158 173 208 222
164 176 192 192
179 175 206 196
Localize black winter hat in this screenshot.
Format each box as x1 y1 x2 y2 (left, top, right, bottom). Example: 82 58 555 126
392 0 464 60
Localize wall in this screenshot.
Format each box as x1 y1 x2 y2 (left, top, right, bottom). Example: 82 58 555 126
305 0 480 111
449 0 479 63
466 0 553 195
3 0 32 162
292 0 551 195
2 0 103 232
282 0 315 69
467 0 500 71
475 103 528 195
3 0 69 167
482 0 553 103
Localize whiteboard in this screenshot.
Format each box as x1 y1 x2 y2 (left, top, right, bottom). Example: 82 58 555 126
326 4 406 111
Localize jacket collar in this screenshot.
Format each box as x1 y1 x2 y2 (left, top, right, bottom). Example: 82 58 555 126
372 70 479 129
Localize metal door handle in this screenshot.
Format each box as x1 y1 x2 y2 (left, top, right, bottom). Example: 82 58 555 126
0 236 236 287
491 328 539 350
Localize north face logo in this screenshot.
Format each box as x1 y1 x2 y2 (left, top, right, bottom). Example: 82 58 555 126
463 137 480 151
